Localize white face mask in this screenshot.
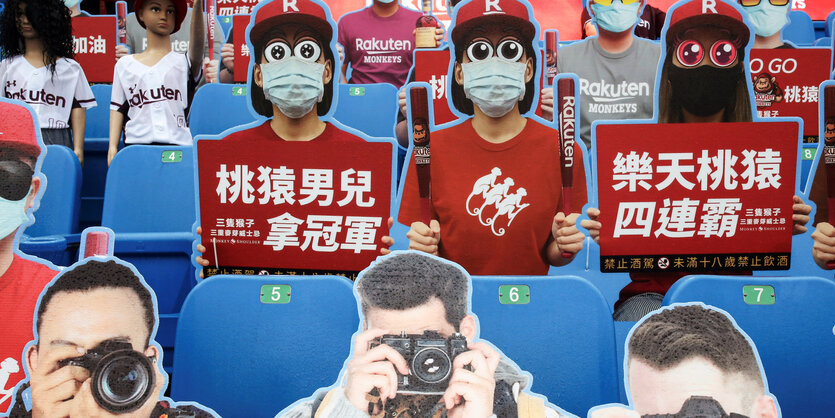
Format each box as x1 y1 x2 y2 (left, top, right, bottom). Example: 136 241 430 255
743 3 790 38
260 57 326 119
462 57 527 118
0 193 29 240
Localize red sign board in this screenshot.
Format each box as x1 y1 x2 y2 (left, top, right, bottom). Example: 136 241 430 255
413 49 456 125
595 121 798 272
233 14 249 83
71 16 117 83
750 48 831 137
197 134 393 279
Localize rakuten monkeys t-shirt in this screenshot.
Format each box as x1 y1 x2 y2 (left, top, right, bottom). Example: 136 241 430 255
338 5 422 87
558 37 660 149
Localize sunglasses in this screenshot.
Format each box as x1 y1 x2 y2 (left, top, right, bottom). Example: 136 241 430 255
0 160 34 201
675 39 739 68
592 0 642 6
738 0 790 6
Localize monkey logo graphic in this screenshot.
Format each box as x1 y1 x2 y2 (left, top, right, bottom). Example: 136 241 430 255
753 73 783 107
465 168 530 236
412 117 429 146
825 118 835 146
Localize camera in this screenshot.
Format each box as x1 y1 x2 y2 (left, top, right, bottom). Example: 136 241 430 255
369 330 468 395
641 396 749 418
59 340 156 413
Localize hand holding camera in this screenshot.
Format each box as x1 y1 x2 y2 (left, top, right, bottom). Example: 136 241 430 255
29 345 90 418
442 341 499 418
344 328 411 412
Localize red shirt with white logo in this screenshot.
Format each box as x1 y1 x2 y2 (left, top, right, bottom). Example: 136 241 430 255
0 254 58 413
399 119 588 275
338 5 422 87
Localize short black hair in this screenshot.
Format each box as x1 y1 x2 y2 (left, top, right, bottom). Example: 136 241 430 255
36 260 156 346
357 253 469 331
629 305 764 391
450 24 538 116
249 25 335 118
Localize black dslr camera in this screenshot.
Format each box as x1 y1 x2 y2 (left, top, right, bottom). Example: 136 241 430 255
59 340 156 413
641 396 749 418
370 331 468 395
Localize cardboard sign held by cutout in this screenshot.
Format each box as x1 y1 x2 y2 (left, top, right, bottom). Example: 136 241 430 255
71 16 117 83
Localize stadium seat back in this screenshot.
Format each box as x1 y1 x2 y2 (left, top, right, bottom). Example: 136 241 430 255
663 275 835 417
813 36 831 47
334 83 399 138
188 83 257 137
85 84 112 138
783 11 815 46
172 275 359 417
102 145 195 232
81 84 115 229
471 275 619 416
26 145 81 237
826 10 834 37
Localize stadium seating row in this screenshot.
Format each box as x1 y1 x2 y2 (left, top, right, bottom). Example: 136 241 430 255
170 274 834 418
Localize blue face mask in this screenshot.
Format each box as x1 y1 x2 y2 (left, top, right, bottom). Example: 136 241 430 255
260 57 325 119
591 1 641 34
462 57 527 118
0 193 30 240
743 3 790 37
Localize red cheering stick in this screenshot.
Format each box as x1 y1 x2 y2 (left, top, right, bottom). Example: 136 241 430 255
410 87 433 225
84 230 111 258
207 0 216 61
557 78 576 259
544 30 558 87
116 1 127 45
823 85 835 268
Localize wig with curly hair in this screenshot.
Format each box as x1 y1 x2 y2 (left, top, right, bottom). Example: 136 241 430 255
0 0 74 77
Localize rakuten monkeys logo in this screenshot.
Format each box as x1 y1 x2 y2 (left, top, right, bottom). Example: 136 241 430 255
355 38 412 56
126 83 183 108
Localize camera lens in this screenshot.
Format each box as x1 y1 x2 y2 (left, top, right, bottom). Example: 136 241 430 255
411 347 452 384
91 351 155 413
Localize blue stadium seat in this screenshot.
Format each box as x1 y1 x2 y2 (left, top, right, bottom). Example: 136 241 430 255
19 145 82 266
102 145 197 370
217 15 233 39
554 237 631 311
663 275 835 417
783 11 816 46
826 10 834 37
471 275 619 416
172 275 359 417
613 321 636 404
334 83 399 139
81 84 114 229
188 83 256 137
813 36 831 47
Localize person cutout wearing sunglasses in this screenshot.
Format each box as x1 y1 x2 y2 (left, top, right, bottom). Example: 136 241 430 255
737 0 793 49
541 0 661 151
0 100 59 414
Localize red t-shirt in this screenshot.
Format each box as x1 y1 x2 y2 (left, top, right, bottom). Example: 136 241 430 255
0 255 58 412
399 119 588 275
221 121 366 145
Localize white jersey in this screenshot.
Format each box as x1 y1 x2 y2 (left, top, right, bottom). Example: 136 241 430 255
111 51 199 145
0 56 96 129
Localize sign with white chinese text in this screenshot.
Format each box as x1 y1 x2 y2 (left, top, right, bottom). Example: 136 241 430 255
750 48 831 138
71 16 117 83
595 121 799 273
197 136 393 279
414 50 456 125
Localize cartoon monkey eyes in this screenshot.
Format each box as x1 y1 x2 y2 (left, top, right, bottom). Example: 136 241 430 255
710 40 737 67
294 40 321 62
676 40 703 67
497 39 524 61
264 41 291 63
466 41 493 62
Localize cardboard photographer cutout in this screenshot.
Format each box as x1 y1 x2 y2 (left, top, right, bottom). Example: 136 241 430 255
588 0 814 321
588 302 780 418
280 250 574 418
6 227 219 417
0 99 60 414
192 0 398 281
393 0 593 277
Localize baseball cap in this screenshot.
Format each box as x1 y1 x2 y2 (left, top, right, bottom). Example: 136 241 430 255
134 0 188 34
0 101 41 159
665 0 750 45
249 0 333 47
450 0 536 46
